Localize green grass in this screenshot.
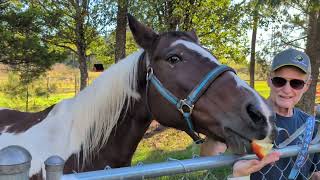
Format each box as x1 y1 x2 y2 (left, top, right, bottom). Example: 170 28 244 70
132 129 196 164
254 81 270 98
0 91 74 111
132 129 232 179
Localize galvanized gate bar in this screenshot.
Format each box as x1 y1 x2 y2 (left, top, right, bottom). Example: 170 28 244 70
61 144 320 180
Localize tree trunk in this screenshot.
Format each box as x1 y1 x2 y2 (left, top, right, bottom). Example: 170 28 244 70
182 0 195 31
249 9 259 88
115 0 128 63
78 51 88 91
297 9 320 114
165 0 178 31
74 1 88 91
76 25 88 91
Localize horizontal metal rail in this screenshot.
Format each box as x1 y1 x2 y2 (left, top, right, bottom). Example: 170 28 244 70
62 143 320 180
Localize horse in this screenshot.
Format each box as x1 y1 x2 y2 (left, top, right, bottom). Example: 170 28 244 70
0 14 277 179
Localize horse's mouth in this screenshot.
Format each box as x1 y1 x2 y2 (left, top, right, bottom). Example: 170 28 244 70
224 127 252 155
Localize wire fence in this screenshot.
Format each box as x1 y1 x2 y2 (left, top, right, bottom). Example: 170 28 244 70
1 144 319 180
0 77 319 95
0 77 319 112
61 143 320 179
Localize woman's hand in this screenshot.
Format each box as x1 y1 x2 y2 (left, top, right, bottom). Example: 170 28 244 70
311 171 320 180
232 151 281 177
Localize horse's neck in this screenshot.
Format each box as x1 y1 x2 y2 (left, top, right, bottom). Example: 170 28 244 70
94 52 152 168
64 98 152 172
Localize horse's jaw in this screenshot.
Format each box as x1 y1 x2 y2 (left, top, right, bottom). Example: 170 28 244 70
222 128 252 155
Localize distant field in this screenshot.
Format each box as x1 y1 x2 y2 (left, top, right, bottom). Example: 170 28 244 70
0 79 271 111
253 80 270 98
0 64 101 111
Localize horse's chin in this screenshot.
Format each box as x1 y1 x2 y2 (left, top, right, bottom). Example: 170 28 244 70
224 128 252 155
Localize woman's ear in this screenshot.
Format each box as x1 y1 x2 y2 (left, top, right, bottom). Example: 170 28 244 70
267 74 272 88
303 78 312 93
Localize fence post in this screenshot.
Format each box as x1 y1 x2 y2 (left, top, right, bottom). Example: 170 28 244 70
0 145 32 180
45 155 65 180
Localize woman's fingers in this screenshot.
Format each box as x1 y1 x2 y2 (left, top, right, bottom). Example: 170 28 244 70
261 151 281 165
232 151 281 177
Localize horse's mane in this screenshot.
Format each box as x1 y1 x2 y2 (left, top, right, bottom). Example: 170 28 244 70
65 50 143 164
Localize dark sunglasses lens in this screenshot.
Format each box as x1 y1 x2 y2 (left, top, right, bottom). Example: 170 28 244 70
271 77 286 87
290 79 305 90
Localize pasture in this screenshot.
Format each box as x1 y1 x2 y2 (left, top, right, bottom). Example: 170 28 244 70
0 65 268 153
0 63 318 179
0 64 271 111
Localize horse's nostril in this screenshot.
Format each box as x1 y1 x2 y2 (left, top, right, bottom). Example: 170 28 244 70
246 104 266 125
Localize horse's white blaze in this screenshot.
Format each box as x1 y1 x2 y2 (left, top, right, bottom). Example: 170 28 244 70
0 50 143 177
171 40 220 64
232 73 273 141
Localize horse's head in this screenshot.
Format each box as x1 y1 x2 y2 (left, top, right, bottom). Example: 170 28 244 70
128 14 276 154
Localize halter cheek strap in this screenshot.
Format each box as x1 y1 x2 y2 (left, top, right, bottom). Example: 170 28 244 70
146 64 235 144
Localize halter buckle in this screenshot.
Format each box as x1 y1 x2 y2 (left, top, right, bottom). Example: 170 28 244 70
178 99 194 114
146 67 153 81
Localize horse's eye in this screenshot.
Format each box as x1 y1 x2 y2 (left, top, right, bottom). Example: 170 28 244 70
167 55 181 64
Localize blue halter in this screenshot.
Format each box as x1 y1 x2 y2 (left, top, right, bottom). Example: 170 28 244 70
146 59 236 144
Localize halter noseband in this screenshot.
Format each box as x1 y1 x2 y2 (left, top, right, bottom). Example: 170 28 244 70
143 52 236 144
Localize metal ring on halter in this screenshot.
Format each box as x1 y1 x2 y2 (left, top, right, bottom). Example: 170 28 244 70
178 99 194 114
146 67 153 81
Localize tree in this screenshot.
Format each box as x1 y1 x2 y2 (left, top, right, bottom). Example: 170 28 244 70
0 1 66 83
130 0 249 64
32 0 116 90
249 1 259 88
259 0 320 113
115 0 128 62
246 0 282 88
298 1 320 114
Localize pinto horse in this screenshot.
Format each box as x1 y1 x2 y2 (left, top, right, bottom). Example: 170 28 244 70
0 14 276 179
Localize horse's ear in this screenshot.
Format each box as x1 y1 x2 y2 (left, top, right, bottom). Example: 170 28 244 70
186 30 199 43
127 13 158 50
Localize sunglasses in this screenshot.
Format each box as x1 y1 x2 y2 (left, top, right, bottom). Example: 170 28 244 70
271 77 306 90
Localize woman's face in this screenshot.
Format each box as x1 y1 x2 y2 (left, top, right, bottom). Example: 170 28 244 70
268 66 310 113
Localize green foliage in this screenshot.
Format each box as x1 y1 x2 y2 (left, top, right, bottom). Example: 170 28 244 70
129 0 249 64
0 1 67 83
1 72 27 98
88 36 114 66
100 29 139 65
0 72 75 111
34 0 117 61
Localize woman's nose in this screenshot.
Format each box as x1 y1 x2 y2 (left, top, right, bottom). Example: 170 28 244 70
281 82 293 93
